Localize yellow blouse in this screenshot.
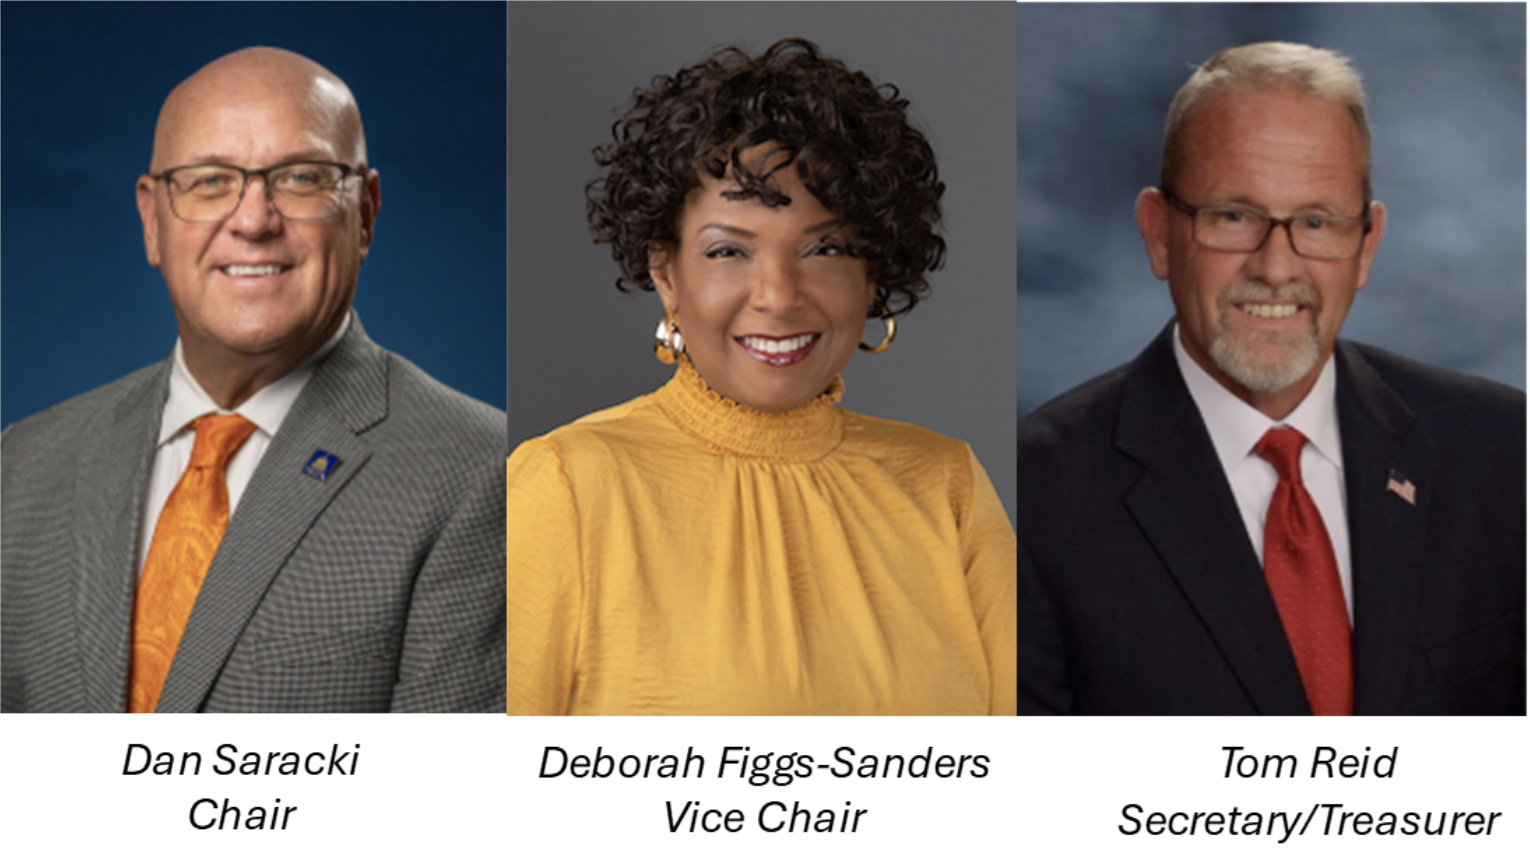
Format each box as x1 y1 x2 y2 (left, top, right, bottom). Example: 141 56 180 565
507 360 1016 715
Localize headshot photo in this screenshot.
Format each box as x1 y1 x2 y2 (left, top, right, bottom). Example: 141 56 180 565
1 2 508 712
507 1 1016 715
1016 4 1525 715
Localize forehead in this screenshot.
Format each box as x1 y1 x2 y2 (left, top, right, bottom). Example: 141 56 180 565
155 78 349 168
678 162 835 232
1177 86 1366 208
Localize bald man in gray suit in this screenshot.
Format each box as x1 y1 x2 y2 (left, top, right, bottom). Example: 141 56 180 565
2 47 505 712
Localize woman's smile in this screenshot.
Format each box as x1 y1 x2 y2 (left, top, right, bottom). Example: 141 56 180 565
736 332 821 366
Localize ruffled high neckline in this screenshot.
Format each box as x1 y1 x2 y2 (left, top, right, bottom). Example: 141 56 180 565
654 358 846 461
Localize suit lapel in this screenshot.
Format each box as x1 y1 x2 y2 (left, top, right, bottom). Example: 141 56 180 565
1334 343 1426 715
74 363 169 712
155 319 388 712
1117 329 1311 714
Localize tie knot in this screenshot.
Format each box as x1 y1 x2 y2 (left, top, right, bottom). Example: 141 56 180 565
1255 427 1307 483
188 414 257 470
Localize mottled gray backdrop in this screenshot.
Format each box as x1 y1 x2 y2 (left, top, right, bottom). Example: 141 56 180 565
510 2 1017 521
1017 2 1526 416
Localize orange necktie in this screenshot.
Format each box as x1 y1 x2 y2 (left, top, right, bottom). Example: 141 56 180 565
129 414 257 713
1255 427 1354 716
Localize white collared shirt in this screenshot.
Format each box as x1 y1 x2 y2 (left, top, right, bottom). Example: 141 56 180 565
1173 325 1353 620
134 314 351 578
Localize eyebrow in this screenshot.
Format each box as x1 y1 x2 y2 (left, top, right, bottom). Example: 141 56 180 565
694 218 843 238
174 151 338 168
1213 194 1355 215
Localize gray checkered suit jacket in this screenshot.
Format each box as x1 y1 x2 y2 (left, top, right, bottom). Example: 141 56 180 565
1 315 507 712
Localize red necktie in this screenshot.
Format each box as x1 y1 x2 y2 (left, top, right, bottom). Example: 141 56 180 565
129 414 257 713
1255 427 1353 716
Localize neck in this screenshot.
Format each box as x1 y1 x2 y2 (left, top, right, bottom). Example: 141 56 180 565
685 357 833 414
180 331 336 410
181 348 301 410
1229 376 1314 421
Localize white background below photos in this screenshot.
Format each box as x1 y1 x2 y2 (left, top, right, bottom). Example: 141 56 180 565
2 715 1524 847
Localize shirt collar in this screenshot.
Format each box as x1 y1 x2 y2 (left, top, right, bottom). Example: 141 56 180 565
1173 323 1342 474
654 356 845 462
157 313 351 446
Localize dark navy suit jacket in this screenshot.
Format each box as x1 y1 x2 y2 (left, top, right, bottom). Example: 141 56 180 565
1017 326 1525 715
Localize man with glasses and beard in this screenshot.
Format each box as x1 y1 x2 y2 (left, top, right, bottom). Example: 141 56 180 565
2 47 505 713
1017 42 1524 715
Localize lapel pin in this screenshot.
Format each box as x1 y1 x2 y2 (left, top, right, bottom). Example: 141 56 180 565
1386 469 1416 506
303 450 341 482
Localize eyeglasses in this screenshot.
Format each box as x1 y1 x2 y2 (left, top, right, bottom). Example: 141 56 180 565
1161 190 1372 260
151 161 367 223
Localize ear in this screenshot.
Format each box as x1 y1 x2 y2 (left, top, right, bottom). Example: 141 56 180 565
648 243 679 315
136 175 161 268
1134 187 1172 281
1354 200 1386 291
358 169 382 263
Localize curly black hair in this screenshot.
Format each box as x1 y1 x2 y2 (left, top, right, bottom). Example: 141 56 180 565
586 38 945 317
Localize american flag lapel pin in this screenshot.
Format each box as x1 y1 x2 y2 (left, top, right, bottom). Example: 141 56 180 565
303 450 341 482
1386 469 1417 506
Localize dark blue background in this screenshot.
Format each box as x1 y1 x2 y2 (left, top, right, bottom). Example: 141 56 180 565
1017 3 1526 416
1 1 507 427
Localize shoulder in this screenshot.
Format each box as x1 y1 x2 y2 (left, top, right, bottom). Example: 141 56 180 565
842 408 972 463
2 362 165 458
375 350 508 462
839 408 984 497
1343 341 1525 430
1016 361 1133 456
505 390 676 497
840 410 1013 540
306 316 505 468
511 390 667 460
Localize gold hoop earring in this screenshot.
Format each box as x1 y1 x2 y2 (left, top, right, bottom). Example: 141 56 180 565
653 314 685 364
859 302 897 354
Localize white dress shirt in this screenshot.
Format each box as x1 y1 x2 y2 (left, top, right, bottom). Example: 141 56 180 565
134 314 350 578
1173 325 1353 620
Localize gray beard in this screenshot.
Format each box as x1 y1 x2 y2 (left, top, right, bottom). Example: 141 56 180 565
1208 319 1321 395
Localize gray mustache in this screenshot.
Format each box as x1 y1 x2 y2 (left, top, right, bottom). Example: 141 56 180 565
1219 282 1323 311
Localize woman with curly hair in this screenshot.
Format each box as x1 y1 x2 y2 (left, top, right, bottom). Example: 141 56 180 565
507 39 1015 715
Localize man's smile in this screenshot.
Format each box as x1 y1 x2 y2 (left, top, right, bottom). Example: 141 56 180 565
220 263 293 277
1235 301 1302 320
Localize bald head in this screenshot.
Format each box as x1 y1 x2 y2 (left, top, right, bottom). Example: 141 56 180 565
151 47 366 172
135 45 381 410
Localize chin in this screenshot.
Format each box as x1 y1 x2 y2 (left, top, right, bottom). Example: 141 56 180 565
200 319 308 357
1210 331 1320 396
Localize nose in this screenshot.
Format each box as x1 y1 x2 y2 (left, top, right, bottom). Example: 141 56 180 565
1243 220 1304 285
748 254 805 316
224 175 283 239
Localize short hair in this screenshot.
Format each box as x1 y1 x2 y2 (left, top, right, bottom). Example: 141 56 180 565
586 38 945 317
1161 42 1372 202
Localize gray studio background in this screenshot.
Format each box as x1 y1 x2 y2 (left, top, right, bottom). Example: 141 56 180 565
509 2 1018 521
1017 3 1526 417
